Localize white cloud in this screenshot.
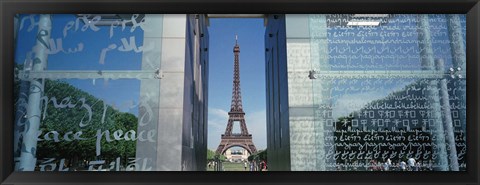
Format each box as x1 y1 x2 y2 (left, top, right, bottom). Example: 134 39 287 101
333 91 385 119
332 80 414 119
210 108 229 120
207 107 229 151
245 110 267 150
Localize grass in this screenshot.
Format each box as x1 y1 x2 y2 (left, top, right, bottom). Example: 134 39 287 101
222 162 248 171
206 161 248 171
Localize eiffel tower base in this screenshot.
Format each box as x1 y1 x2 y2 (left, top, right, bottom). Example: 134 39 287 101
216 135 257 155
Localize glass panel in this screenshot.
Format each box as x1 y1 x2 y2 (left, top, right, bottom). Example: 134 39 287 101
14 14 163 171
307 14 466 171
15 14 148 71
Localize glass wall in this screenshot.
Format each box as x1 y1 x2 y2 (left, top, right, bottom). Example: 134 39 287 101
13 14 209 171
284 14 466 171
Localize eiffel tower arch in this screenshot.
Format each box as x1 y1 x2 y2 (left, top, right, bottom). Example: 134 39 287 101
216 36 257 155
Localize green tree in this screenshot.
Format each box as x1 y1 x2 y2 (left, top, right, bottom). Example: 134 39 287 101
18 79 139 168
248 149 267 162
206 149 226 161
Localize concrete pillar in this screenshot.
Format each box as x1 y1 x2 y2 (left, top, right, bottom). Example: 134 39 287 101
137 14 208 171
17 14 52 171
284 14 333 171
446 14 466 140
135 14 188 171
446 15 466 72
285 14 316 171
435 59 459 171
13 14 30 171
156 14 186 171
417 14 449 171
308 14 335 171
136 14 164 170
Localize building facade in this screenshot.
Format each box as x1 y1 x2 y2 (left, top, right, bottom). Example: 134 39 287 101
136 14 210 171
225 148 250 162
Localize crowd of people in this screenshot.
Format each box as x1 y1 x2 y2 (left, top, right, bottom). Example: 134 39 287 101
207 160 267 171
209 158 437 171
207 161 217 169
367 158 434 171
335 158 435 171
245 160 267 171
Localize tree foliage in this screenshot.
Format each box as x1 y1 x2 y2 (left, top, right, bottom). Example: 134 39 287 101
15 76 138 167
206 149 226 161
248 150 267 162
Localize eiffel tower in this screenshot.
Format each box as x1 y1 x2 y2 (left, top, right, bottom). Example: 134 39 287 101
215 35 257 155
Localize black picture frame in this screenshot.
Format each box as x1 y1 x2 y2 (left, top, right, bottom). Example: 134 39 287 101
1 0 479 184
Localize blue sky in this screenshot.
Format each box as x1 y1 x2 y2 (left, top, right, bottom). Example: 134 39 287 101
15 15 268 151
325 14 466 120
207 18 267 150
16 14 144 115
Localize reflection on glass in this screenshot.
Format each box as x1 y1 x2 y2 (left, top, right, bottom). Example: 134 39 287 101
14 14 160 171
286 14 466 171
14 14 467 171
